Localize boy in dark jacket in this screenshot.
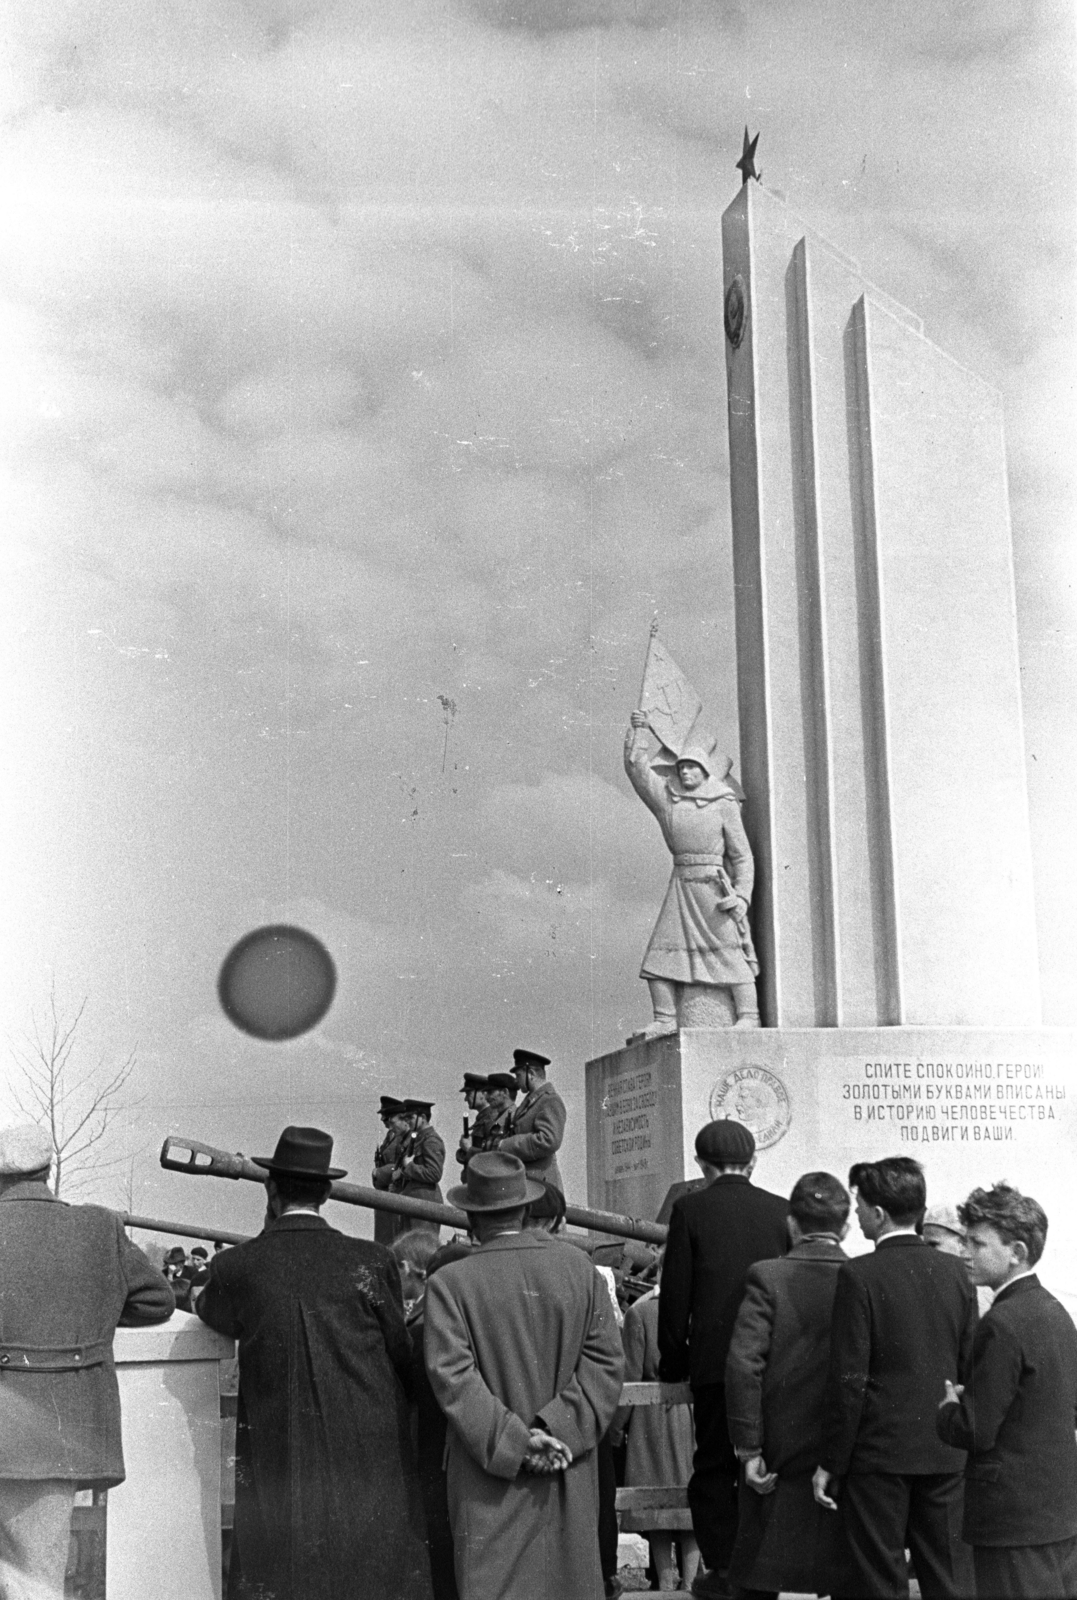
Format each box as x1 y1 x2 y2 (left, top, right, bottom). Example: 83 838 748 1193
937 1183 1077 1599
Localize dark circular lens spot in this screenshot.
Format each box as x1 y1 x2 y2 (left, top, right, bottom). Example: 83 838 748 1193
218 925 336 1041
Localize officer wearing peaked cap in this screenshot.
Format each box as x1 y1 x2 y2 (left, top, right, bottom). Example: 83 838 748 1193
389 1100 445 1239
457 1074 492 1171
500 1049 567 1194
372 1096 409 1246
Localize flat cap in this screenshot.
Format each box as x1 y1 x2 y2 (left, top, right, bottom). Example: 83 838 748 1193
486 1072 519 1092
513 1048 551 1071
0 1124 53 1178
459 1074 489 1092
695 1118 755 1165
923 1202 964 1238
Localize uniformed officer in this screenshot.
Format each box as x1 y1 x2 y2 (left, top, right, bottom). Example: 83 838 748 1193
391 1100 446 1238
372 1096 409 1245
455 1074 491 1170
499 1048 567 1193
481 1073 519 1148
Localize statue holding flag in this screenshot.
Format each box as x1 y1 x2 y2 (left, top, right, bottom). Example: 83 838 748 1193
625 625 761 1037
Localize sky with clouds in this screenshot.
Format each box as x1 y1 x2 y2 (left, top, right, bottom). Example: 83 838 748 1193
1 0 1073 1233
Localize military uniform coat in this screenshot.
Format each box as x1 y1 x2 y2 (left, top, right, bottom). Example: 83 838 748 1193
424 1231 625 1600
196 1213 431 1600
0 1179 174 1486
937 1273 1077 1547
724 1237 855 1595
372 1129 405 1245
393 1124 446 1205
499 1081 566 1192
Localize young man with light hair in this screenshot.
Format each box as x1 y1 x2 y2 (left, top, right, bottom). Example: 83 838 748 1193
937 1183 1077 1599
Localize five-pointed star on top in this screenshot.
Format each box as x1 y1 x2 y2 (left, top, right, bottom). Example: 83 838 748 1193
736 126 761 184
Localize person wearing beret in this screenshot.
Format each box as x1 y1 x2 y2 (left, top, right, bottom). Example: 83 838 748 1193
0 1124 175 1599
936 1184 1077 1600
372 1097 409 1246
196 1126 432 1600
389 1101 446 1239
657 1119 787 1598
500 1049 567 1193
423 1151 625 1600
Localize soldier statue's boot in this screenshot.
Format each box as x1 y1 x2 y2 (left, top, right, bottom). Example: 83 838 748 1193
731 981 761 1029
628 979 678 1043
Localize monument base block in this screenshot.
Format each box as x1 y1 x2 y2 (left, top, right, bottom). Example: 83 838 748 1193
586 1028 1077 1303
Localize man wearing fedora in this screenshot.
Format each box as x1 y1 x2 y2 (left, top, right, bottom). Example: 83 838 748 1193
0 1123 175 1600
196 1126 431 1600
424 1151 624 1600
499 1048 567 1192
658 1119 788 1598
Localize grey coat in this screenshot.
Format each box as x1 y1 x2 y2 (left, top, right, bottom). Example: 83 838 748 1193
499 1081 566 1192
424 1232 624 1600
0 1180 174 1486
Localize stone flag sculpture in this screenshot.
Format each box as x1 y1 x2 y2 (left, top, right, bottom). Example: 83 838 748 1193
625 628 760 1038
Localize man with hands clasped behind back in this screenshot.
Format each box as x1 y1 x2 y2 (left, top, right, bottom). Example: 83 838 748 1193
423 1150 624 1600
936 1184 1077 1600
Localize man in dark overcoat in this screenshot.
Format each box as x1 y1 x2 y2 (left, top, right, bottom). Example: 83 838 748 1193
814 1155 977 1599
725 1171 855 1599
424 1151 625 1600
195 1125 432 1600
0 1124 175 1597
500 1048 567 1191
937 1183 1077 1599
657 1118 787 1597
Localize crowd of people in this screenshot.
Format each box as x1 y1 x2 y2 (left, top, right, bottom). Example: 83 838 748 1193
2 1087 1076 1600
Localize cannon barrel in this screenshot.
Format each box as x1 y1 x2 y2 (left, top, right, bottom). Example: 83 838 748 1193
120 1212 251 1246
160 1134 667 1246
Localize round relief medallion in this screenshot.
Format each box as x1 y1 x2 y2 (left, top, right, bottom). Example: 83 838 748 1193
724 275 747 348
709 1065 791 1150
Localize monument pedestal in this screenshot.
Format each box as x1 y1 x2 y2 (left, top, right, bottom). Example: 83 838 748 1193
586 1029 1077 1302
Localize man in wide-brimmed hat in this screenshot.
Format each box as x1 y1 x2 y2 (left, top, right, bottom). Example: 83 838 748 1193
0 1124 174 1600
196 1126 432 1600
424 1151 624 1600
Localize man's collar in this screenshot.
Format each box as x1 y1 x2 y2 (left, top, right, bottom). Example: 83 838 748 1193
709 1172 751 1185
875 1229 923 1247
0 1178 56 1204
992 1270 1039 1303
270 1212 331 1230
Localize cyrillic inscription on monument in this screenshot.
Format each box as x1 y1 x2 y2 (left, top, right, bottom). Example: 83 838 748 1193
602 1067 658 1178
837 1060 1066 1145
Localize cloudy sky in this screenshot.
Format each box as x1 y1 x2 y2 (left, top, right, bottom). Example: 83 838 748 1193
1 0 1073 1234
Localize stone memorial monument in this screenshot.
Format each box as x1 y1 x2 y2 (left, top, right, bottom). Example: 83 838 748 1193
586 180 1077 1301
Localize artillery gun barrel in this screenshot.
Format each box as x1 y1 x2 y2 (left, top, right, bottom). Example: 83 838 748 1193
160 1134 667 1245
120 1212 251 1247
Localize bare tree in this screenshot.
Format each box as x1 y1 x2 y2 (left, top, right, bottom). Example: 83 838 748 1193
10 988 140 1198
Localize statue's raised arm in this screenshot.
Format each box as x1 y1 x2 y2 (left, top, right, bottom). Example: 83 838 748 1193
626 633 760 1040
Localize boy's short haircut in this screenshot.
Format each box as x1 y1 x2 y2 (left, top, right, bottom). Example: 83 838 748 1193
849 1156 926 1226
959 1183 1048 1267
789 1171 850 1234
